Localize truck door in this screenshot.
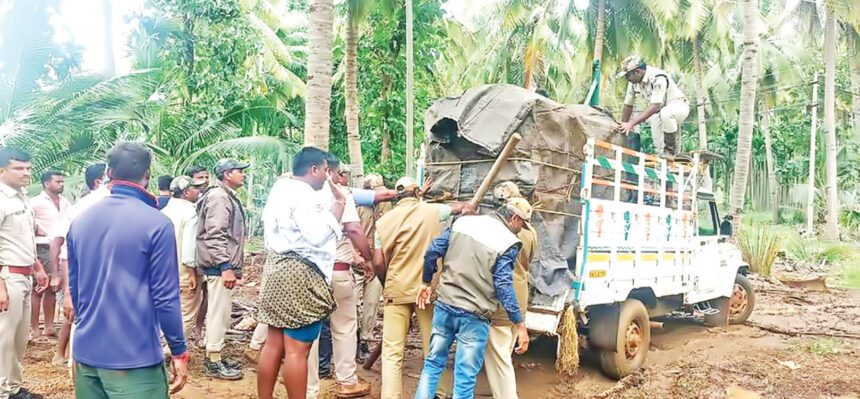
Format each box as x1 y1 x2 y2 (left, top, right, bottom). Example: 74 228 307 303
685 198 723 304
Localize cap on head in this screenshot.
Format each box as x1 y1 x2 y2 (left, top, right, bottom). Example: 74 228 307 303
214 158 250 176
505 197 533 221
363 173 384 189
170 175 206 192
493 181 522 202
617 55 646 78
395 176 418 193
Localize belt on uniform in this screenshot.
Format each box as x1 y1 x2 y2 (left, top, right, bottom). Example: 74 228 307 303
333 262 351 271
2 266 32 275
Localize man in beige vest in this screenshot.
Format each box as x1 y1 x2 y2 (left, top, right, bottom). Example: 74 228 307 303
373 177 474 399
415 198 533 399
482 182 537 399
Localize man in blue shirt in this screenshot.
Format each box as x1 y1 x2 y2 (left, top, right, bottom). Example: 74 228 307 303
414 198 533 399
67 142 189 398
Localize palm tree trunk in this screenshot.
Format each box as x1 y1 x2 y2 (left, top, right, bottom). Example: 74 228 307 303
304 0 335 150
729 0 762 231
848 28 860 142
822 10 839 240
594 0 606 62
102 0 115 75
806 72 819 234
381 74 392 162
405 0 415 176
761 103 779 223
693 38 712 188
345 11 364 179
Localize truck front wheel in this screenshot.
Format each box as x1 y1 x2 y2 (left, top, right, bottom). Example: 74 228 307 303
599 299 650 379
729 274 755 324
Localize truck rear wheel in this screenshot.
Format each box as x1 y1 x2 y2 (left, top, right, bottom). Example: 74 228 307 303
599 299 650 379
729 274 755 324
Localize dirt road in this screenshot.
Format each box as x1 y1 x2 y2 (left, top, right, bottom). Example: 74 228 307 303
23 276 860 398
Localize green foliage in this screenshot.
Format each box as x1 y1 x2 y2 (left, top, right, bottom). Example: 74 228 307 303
792 338 841 356
738 226 781 276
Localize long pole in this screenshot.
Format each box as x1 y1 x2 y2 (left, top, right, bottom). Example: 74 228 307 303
806 72 818 234
405 0 415 177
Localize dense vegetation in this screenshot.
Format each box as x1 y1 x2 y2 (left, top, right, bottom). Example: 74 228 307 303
1 0 859 239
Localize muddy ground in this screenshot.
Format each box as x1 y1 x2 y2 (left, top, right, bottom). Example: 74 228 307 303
22 257 860 399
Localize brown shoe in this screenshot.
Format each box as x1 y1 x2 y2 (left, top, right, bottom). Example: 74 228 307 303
335 379 371 398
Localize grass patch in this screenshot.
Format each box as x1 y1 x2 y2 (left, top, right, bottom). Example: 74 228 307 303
738 226 782 276
837 261 860 289
792 338 841 356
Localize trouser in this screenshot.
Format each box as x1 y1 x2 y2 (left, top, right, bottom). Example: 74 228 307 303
74 362 168 399
205 276 233 356
381 303 452 399
355 272 382 342
307 270 358 398
319 319 333 374
483 325 518 399
0 270 32 397
647 101 690 154
180 273 203 337
415 304 491 399
250 321 268 350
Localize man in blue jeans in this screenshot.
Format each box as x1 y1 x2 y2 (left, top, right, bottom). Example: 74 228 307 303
414 198 533 399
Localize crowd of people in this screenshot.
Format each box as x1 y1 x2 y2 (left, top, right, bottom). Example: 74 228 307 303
0 142 535 399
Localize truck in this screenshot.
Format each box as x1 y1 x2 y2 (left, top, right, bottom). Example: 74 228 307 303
423 84 754 379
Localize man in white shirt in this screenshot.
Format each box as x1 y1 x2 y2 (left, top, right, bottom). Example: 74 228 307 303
29 170 71 340
161 176 206 338
617 55 690 156
305 157 373 399
256 147 348 399
49 163 109 368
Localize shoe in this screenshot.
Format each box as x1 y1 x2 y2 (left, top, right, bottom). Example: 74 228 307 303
222 358 241 370
335 378 371 398
10 388 44 399
204 359 243 380
244 347 260 364
357 341 370 362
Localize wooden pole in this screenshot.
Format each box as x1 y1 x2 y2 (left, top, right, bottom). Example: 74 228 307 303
806 72 818 235
469 133 523 208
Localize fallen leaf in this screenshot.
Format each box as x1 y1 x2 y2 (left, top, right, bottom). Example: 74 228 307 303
778 360 801 370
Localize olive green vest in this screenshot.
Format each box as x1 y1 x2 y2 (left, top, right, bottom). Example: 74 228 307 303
437 214 521 319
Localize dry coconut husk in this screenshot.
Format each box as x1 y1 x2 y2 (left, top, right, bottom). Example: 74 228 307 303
555 305 580 377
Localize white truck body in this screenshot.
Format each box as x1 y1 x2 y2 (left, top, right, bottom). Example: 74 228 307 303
526 138 748 337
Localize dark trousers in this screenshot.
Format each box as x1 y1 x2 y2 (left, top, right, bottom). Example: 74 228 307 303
318 318 333 376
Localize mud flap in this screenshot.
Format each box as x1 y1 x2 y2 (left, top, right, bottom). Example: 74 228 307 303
588 303 621 352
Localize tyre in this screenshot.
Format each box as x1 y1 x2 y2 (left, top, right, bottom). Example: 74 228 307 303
728 274 755 324
703 297 729 327
599 299 650 379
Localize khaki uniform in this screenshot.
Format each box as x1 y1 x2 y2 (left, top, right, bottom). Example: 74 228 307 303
375 198 452 399
354 195 392 343
483 226 537 399
623 66 689 154
0 182 37 397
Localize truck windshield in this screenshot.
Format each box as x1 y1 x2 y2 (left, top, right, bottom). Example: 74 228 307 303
698 200 717 236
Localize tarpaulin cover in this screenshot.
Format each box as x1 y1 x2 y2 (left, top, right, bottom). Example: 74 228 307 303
424 84 625 301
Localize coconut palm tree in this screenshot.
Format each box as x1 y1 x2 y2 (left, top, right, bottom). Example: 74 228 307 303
822 8 839 239
344 0 372 178
729 0 763 230
304 0 335 150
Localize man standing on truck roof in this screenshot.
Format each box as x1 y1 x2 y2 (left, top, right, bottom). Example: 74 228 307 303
414 197 532 399
616 55 689 157
482 182 537 399
373 176 473 399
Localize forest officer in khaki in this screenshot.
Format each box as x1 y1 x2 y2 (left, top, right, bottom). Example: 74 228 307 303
617 55 690 156
0 148 49 399
372 177 474 399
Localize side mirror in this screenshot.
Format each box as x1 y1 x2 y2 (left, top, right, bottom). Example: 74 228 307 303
720 217 733 237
